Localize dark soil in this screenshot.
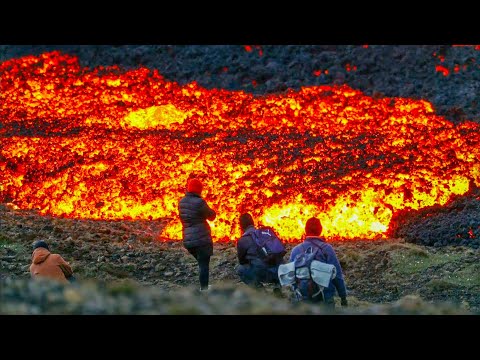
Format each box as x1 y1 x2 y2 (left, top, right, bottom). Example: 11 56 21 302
1 204 478 314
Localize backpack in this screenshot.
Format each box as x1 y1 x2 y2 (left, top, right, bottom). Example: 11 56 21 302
278 245 336 302
250 227 286 266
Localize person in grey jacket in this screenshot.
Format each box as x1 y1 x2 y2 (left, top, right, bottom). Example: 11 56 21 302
178 178 216 291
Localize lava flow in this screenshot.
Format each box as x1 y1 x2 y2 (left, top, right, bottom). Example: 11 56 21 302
1 52 479 242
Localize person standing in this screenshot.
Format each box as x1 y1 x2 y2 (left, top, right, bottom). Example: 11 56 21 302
179 178 216 291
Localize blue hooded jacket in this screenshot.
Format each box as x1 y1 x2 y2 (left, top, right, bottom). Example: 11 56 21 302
289 237 347 300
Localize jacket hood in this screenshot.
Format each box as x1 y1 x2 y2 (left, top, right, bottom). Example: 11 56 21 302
305 236 326 247
32 247 51 264
242 225 256 236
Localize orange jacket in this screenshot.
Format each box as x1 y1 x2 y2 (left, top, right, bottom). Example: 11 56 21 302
29 248 73 284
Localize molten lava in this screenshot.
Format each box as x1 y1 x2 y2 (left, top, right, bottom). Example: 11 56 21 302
1 52 479 242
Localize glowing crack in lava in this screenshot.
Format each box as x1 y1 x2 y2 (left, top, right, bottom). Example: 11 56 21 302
1 52 479 242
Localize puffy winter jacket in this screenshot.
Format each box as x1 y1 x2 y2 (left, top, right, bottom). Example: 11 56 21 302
179 192 216 248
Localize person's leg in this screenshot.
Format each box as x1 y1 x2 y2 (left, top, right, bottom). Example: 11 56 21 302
251 264 268 289
186 246 206 289
187 247 198 260
197 256 210 290
264 265 282 297
266 265 280 284
237 264 256 285
237 264 265 288
196 245 211 290
271 267 283 297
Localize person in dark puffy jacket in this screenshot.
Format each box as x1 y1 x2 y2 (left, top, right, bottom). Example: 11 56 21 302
179 178 216 291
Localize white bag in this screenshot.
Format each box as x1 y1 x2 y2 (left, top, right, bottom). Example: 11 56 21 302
310 260 336 288
278 262 296 286
278 260 336 288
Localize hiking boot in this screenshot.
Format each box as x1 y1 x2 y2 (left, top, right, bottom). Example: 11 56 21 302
199 285 211 292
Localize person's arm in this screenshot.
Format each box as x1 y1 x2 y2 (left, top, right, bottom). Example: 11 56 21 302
325 247 347 303
289 246 299 262
237 237 248 265
199 200 216 221
57 256 73 279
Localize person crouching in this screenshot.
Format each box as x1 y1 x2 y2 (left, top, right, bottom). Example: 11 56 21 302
29 240 75 284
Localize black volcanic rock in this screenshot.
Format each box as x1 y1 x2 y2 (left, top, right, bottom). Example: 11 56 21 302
1 45 480 123
390 189 480 247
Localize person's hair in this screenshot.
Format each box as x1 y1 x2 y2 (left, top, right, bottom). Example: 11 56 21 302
239 213 254 231
305 217 322 236
32 240 49 251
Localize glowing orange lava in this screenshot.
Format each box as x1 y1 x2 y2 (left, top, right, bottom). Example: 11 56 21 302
1 52 479 242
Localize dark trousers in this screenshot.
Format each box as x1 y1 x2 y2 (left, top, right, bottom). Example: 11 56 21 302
237 263 279 287
187 244 212 290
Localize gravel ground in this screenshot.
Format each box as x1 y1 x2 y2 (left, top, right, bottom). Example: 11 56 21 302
1 204 478 314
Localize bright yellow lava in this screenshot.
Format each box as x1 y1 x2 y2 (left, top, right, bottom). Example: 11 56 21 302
1 51 479 242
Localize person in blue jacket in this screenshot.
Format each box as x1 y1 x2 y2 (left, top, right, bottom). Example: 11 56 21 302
289 217 348 308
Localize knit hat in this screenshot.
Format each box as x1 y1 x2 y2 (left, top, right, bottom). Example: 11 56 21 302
33 240 49 251
187 178 203 194
305 217 322 236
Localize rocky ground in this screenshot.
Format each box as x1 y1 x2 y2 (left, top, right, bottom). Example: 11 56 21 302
1 204 478 314
390 188 480 247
